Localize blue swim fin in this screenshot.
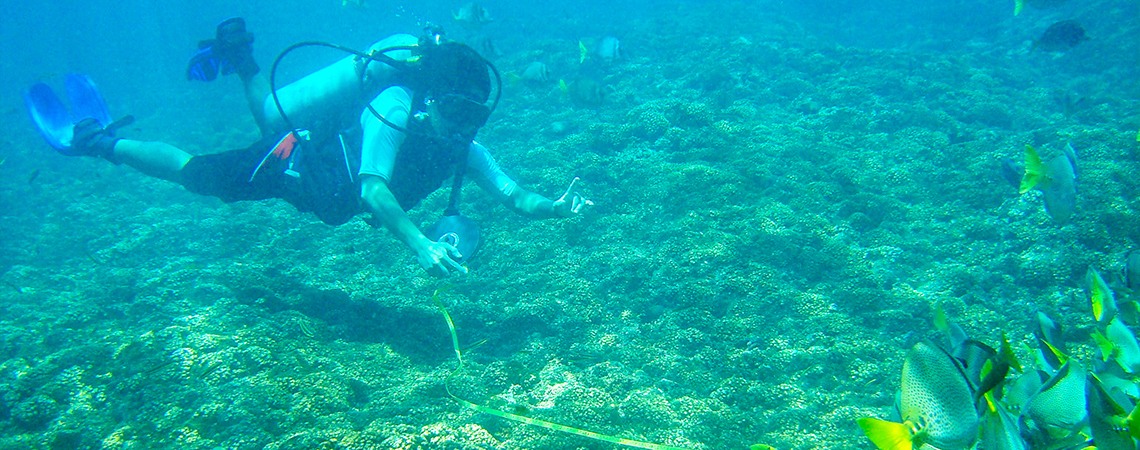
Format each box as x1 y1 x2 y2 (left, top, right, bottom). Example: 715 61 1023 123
23 81 75 151
186 17 257 81
24 73 120 155
66 73 112 127
186 45 223 81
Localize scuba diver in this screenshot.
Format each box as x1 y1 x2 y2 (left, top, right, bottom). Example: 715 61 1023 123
24 17 592 278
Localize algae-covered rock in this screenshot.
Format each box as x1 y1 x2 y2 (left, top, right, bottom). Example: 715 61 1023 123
11 394 58 430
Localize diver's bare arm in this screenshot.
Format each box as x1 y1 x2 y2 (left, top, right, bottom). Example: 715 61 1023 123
473 174 590 219
471 174 559 219
509 188 561 218
360 175 432 249
360 175 466 276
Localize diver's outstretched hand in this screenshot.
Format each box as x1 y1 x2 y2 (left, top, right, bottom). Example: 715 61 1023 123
416 240 468 278
552 176 594 218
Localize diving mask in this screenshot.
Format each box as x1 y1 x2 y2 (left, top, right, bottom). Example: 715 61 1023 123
429 93 491 130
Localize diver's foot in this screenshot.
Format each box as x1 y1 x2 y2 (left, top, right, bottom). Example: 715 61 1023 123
69 118 121 159
186 17 259 81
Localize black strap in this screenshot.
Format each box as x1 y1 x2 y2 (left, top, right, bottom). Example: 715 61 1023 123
444 143 469 216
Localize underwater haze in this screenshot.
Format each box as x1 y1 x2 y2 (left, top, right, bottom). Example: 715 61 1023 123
1 0 1139 449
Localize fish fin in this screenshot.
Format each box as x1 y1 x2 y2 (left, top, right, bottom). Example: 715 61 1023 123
984 391 999 413
1000 332 1024 373
1020 144 1047 193
1092 331 1116 362
933 305 948 332
558 79 569 96
505 72 521 87
1127 402 1140 439
578 40 588 63
1041 337 1068 365
1014 0 1025 15
857 418 915 450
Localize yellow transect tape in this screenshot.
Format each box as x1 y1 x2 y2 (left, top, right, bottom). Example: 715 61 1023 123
431 285 697 450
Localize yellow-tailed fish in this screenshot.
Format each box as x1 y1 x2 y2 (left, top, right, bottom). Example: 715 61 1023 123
1014 0 1026 15
1106 318 1140 373
934 307 967 351
858 341 980 450
1024 362 1088 433
1094 330 1117 362
1086 374 1137 450
858 417 919 450
1089 267 1118 323
1017 143 1078 222
1020 145 1046 194
975 359 1010 403
578 40 588 63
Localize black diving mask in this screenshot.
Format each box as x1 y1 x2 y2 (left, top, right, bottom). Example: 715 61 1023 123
432 94 491 130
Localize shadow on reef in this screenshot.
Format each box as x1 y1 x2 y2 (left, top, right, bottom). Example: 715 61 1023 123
231 284 451 364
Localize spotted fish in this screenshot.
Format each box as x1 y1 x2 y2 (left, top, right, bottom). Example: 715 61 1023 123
859 341 980 450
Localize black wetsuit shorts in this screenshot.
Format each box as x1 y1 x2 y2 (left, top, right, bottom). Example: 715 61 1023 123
180 132 361 226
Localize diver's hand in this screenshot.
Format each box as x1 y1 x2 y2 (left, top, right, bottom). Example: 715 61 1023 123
415 240 468 278
552 176 594 218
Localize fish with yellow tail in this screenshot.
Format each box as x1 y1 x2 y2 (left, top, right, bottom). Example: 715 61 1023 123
1093 318 1140 373
1019 143 1078 223
858 341 980 450
1088 267 1118 324
1087 374 1138 450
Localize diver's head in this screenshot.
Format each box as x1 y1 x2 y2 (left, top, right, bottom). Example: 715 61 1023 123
424 93 489 142
417 41 496 141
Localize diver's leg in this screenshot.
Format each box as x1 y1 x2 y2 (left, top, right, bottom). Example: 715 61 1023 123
68 118 189 183
109 140 192 183
243 73 272 136
186 18 270 135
